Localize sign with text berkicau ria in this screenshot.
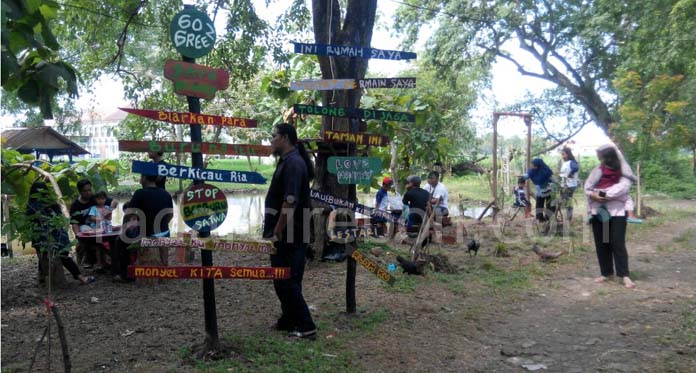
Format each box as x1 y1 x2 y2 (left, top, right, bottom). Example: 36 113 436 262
170 7 216 59
128 265 290 280
323 130 389 147
289 78 416 91
164 60 229 100
294 104 415 123
119 108 256 128
118 140 273 157
292 42 416 61
181 184 227 233
132 161 266 184
327 156 382 185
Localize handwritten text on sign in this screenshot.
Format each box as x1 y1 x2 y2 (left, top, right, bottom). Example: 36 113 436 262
170 7 216 59
119 107 256 128
294 104 415 123
118 140 273 157
349 249 395 285
164 60 229 100
181 184 227 233
289 78 416 91
293 42 416 61
310 189 395 223
128 266 290 280
329 227 378 243
138 237 275 254
323 130 389 147
132 161 266 184
327 157 382 185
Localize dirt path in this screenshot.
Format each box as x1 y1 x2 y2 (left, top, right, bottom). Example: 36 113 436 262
2 200 694 372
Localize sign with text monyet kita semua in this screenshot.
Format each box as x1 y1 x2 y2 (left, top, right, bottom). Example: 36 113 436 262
327 156 382 185
181 184 227 233
170 6 216 59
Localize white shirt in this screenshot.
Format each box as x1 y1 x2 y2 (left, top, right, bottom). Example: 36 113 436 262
560 160 579 188
424 182 448 209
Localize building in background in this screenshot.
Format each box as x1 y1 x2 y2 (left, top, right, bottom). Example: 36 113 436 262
72 110 126 159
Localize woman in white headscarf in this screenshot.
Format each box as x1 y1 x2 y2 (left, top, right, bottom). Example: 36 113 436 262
584 143 636 289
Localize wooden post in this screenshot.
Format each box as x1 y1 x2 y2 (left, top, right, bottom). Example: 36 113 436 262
636 161 642 217
346 55 358 314
492 114 499 221
524 115 532 201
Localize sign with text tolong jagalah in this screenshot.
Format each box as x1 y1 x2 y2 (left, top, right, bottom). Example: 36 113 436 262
164 60 229 100
294 104 415 123
181 184 227 233
170 7 216 58
327 156 382 185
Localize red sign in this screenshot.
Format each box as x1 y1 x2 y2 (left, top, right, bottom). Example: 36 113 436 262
118 140 273 157
128 266 290 280
323 130 389 146
119 107 257 128
163 60 230 100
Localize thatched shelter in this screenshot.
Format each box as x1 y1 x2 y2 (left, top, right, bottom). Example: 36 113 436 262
2 126 89 162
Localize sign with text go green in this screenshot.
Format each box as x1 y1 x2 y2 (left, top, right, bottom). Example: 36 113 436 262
328 157 382 185
170 6 216 58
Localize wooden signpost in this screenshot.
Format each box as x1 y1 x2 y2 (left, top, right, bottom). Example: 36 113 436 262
348 249 395 285
129 266 290 280
294 104 415 122
289 77 416 91
293 42 417 60
137 237 276 254
119 107 256 128
180 184 228 233
323 130 389 147
132 160 266 184
329 226 378 242
118 140 273 157
327 156 382 185
164 60 230 100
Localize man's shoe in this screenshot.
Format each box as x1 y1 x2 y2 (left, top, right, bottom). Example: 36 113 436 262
287 329 317 341
272 321 294 332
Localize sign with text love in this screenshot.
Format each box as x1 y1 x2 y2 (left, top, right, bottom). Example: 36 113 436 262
119 108 257 128
294 104 415 123
328 156 381 185
119 140 273 157
181 184 227 233
170 6 216 58
132 161 266 184
293 42 416 61
164 60 229 100
310 189 396 223
128 265 290 280
138 237 275 254
323 130 389 147
348 248 395 285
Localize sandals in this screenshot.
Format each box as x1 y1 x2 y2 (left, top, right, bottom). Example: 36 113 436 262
623 277 636 289
80 276 96 285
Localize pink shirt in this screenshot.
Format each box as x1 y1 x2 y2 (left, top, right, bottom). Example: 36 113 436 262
584 166 632 217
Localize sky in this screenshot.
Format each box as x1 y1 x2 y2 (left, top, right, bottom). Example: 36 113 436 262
70 0 609 148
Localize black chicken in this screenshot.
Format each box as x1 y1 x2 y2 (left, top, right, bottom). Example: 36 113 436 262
396 255 424 275
467 239 480 256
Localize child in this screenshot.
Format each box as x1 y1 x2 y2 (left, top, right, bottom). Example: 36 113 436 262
513 177 532 218
87 191 112 271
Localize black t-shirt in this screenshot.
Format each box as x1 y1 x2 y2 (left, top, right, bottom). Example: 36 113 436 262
69 196 114 226
124 187 173 236
263 148 310 244
403 187 430 226
154 160 167 189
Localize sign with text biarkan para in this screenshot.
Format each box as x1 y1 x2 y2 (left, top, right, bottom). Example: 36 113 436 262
181 184 227 233
170 6 216 59
327 156 382 185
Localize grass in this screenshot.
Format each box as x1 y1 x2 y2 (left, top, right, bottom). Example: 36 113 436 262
673 228 696 250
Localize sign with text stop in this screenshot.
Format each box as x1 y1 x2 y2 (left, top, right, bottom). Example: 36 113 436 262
181 184 228 233
170 6 216 59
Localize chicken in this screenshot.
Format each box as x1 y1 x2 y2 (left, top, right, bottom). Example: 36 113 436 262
532 244 563 261
396 255 424 275
467 239 480 257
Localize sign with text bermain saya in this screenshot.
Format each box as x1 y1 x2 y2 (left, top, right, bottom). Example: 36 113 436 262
119 107 256 128
131 161 266 184
327 156 382 185
293 42 416 61
294 104 415 123
128 265 290 280
289 78 416 91
118 140 273 157
164 60 229 100
170 7 216 59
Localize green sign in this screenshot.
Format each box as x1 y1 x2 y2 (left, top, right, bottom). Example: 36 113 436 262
327 156 382 185
170 7 216 59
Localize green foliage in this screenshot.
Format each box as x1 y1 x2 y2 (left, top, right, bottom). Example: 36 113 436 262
638 155 696 198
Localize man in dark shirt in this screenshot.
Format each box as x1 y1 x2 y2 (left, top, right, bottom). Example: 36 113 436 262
148 151 168 189
264 123 316 340
402 175 430 231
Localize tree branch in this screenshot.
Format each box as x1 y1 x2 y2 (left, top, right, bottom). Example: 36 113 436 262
532 119 590 156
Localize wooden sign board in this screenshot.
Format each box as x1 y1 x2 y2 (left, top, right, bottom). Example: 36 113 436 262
128 265 290 280
329 226 378 243
310 189 395 223
119 140 273 157
132 161 266 184
328 156 381 185
348 249 395 285
294 104 415 123
293 42 416 61
290 79 355 91
137 237 275 254
119 107 256 128
181 184 227 233
170 7 216 59
164 60 229 100
358 78 416 89
323 130 389 147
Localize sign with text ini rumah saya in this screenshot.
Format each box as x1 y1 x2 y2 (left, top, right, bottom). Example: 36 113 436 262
128 265 290 280
327 156 382 185
119 107 256 128
170 7 216 59
180 184 227 233
164 60 229 100
132 160 266 184
118 140 273 157
292 42 416 61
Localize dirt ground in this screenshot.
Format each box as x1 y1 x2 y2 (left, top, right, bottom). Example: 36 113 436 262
2 198 695 372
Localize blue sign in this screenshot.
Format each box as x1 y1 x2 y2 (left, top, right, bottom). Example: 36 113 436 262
293 42 417 61
132 160 267 184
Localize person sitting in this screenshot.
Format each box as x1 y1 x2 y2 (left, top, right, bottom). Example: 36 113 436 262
372 177 393 237
70 179 117 267
513 177 533 218
424 171 449 217
402 175 430 236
